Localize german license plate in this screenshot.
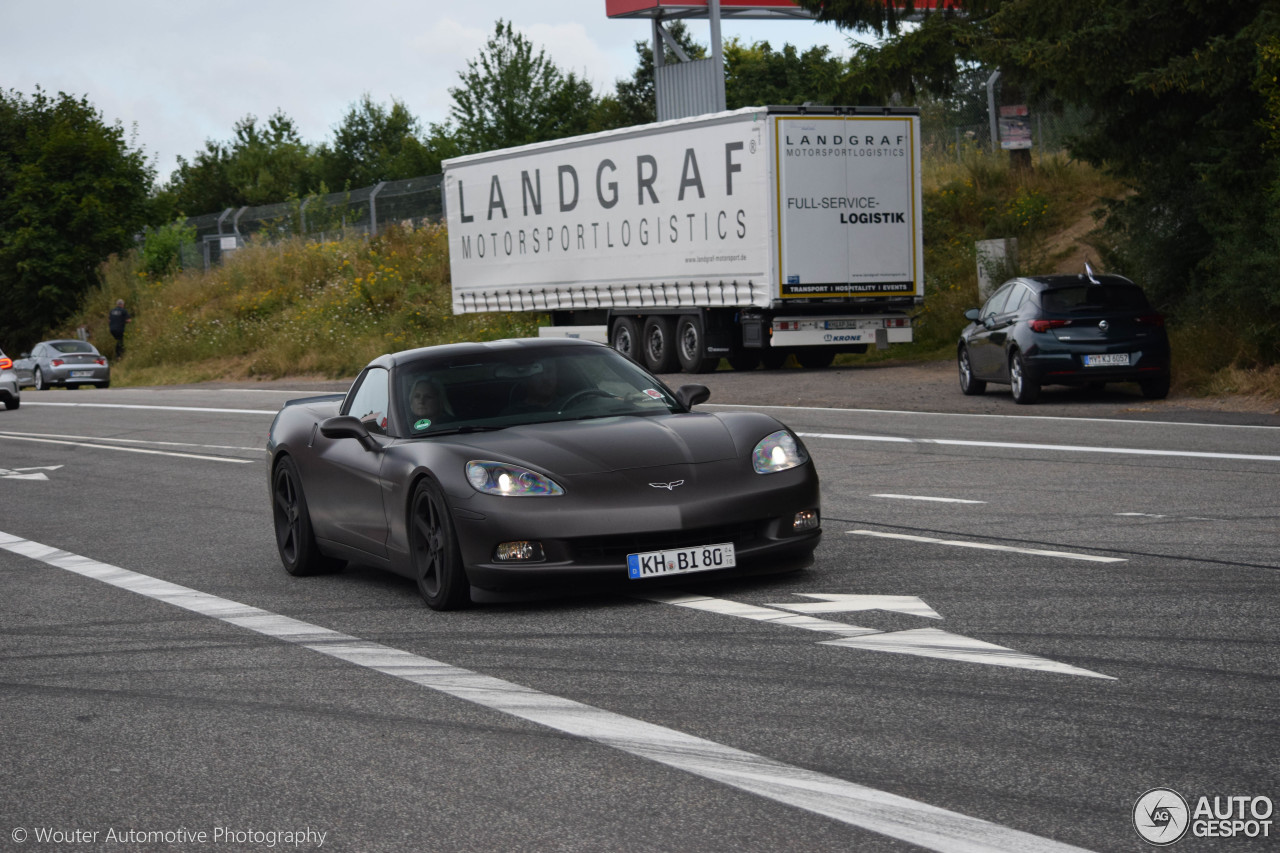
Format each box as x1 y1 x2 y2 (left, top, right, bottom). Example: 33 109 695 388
627 543 736 579
1084 353 1131 367
70 370 92 377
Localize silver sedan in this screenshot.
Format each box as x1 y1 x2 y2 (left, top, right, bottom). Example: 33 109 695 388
14 339 111 390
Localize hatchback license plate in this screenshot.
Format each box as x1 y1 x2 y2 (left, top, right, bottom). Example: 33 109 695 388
627 543 736 579
1084 353 1131 367
70 370 93 377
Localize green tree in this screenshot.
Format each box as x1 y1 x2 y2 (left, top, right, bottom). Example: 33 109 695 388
161 109 320 214
318 95 444 189
725 39 846 108
0 88 155 349
449 19 599 152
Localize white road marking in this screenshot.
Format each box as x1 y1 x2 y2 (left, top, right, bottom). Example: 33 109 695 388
1115 512 1223 522
766 594 943 619
0 432 253 463
821 629 1114 679
799 432 1280 462
22 401 276 415
849 530 1127 563
705 402 1280 431
0 427 263 455
644 592 1112 680
872 494 987 504
0 465 63 481
0 530 1096 853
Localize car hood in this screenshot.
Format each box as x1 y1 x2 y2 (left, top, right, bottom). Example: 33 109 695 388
440 413 744 476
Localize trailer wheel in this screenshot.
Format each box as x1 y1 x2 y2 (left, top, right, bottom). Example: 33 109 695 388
611 316 641 362
676 315 719 373
642 316 680 374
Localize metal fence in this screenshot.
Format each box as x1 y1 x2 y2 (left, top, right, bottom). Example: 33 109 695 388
183 174 443 270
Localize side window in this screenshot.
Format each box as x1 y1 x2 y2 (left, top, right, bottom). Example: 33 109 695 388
1005 284 1030 314
982 284 1013 318
344 367 390 435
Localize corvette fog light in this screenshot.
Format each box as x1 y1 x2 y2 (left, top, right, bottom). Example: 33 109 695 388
793 510 819 531
495 541 546 562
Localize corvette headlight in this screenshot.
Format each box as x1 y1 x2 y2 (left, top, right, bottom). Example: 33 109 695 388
466 461 564 496
752 430 807 474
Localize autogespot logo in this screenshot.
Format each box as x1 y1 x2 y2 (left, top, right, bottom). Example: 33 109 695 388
1134 788 1191 846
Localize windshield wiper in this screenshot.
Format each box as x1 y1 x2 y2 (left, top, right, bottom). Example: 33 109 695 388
423 425 508 437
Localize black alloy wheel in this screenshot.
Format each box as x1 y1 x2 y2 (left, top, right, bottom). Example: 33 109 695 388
272 456 342 576
409 479 470 610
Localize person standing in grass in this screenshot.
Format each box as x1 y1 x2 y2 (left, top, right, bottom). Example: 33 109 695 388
108 299 131 357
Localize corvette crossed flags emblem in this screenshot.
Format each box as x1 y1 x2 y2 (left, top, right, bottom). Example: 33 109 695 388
649 480 685 490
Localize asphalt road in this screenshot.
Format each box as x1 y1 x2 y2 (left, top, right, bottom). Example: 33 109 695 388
1 372 1277 853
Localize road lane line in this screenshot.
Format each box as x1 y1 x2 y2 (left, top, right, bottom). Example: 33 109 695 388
22 401 276 415
800 432 1280 462
849 530 1127 563
0 433 253 463
706 402 1280 431
0 430 263 454
872 494 987 504
0 530 1095 853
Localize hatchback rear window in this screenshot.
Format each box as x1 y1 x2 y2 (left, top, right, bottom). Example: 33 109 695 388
50 341 97 354
1041 285 1150 313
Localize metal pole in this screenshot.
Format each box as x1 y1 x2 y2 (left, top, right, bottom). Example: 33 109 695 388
710 0 726 112
987 70 1001 152
369 181 386 237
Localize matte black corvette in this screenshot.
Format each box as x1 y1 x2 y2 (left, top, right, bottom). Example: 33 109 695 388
267 338 821 609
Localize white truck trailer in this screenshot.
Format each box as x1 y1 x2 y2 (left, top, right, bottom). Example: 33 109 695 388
444 105 923 372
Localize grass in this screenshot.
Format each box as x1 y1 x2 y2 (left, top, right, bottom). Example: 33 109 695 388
65 152 1278 401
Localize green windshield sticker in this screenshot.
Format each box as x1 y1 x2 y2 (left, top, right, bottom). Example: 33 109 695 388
414 418 432 431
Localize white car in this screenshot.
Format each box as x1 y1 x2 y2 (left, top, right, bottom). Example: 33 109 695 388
0 348 20 410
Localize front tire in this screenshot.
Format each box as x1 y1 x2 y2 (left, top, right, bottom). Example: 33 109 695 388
1009 350 1041 404
958 346 987 395
272 456 343 576
4 397 17 411
409 479 470 611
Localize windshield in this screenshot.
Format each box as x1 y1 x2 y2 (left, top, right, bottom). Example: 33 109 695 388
1040 284 1151 314
394 346 682 436
49 341 98 354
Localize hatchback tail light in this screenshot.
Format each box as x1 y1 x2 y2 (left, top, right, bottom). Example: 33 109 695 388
51 359 65 367
1029 319 1070 333
95 358 106 365
0 357 11 370
1136 313 1165 327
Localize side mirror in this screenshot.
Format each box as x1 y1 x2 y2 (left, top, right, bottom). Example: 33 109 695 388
675 384 711 409
20 352 30 359
963 309 980 323
320 415 379 451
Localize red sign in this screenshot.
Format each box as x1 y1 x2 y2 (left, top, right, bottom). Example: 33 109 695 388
606 0 960 16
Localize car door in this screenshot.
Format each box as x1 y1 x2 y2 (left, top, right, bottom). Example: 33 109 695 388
967 283 1015 378
306 366 392 558
13 345 40 386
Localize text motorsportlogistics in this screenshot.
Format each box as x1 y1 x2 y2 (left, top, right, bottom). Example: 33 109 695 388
13 825 327 847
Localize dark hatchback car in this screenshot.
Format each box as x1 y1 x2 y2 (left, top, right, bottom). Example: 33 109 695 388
957 272 1171 404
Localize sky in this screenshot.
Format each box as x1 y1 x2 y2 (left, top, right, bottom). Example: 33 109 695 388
0 1 870 185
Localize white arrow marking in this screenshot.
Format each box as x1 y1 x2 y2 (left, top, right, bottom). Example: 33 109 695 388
767 593 943 619
822 628 1115 680
0 465 63 481
1 472 49 481
644 592 1113 679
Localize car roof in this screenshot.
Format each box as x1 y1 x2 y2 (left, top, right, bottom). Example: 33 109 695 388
368 337 606 371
